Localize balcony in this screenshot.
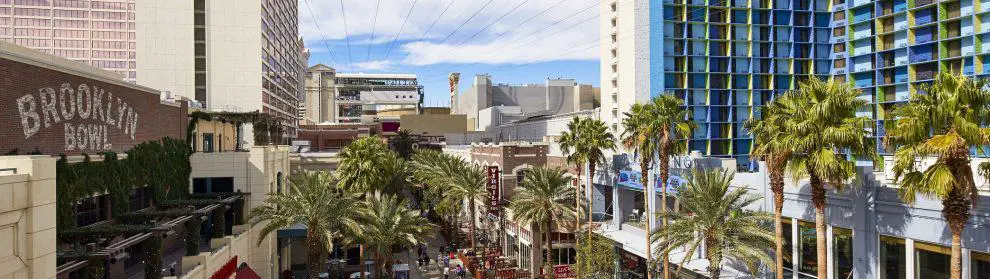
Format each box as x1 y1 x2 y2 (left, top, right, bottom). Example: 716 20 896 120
915 0 935 7
916 71 935 80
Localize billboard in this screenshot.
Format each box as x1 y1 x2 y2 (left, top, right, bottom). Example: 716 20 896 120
486 165 501 216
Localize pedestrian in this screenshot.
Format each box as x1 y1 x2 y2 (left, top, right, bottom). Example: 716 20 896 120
443 254 450 268
437 253 444 270
443 266 450 279
456 264 465 278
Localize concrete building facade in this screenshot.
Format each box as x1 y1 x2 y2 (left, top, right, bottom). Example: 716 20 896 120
136 0 305 143
0 0 138 81
302 64 422 128
452 74 598 131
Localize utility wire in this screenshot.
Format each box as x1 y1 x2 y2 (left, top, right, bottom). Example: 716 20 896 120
366 0 381 62
417 0 456 42
383 0 420 61
437 0 496 45
302 0 338 67
338 0 353 70
454 0 532 47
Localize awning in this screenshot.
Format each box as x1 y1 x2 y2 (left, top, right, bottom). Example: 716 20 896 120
235 263 262 279
615 170 682 194
277 223 307 238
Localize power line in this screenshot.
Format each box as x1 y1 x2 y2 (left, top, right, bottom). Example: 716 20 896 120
338 0 353 69
417 0 456 42
454 0 532 47
302 0 338 67
383 0 420 61
437 0 496 45
366 0 381 62
485 0 567 47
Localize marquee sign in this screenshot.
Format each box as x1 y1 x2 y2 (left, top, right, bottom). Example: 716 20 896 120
486 166 501 216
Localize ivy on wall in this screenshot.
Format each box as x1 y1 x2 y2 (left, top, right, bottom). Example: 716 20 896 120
186 110 287 146
55 137 192 230
144 236 163 279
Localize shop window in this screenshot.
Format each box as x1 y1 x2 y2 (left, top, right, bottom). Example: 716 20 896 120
798 221 818 276
915 241 950 279
879 235 906 279
782 219 794 273
973 251 990 279
833 227 853 279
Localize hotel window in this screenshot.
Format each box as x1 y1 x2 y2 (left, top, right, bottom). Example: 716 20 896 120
516 169 530 185
879 236 906 279
833 227 853 279
974 251 990 279
915 241 950 279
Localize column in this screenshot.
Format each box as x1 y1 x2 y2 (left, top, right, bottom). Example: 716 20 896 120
613 180 622 228
963 248 971 279
906 239 915 279
792 220 799 279
827 225 834 279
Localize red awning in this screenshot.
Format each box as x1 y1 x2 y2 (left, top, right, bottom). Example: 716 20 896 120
234 264 262 279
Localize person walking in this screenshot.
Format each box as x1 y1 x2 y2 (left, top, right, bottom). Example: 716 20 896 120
437 253 444 270
443 266 450 279
455 264 465 279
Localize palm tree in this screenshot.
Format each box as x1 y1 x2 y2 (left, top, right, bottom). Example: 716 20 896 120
359 191 435 278
745 96 796 279
248 171 363 279
886 73 990 279
621 94 693 279
650 169 774 279
390 129 417 159
559 117 616 245
336 136 411 195
509 166 578 278
784 76 877 279
411 150 487 251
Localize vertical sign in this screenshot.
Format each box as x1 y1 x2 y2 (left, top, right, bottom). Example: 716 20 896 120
486 166 500 216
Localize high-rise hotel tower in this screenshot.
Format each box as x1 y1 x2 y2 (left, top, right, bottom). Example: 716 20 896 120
602 0 982 166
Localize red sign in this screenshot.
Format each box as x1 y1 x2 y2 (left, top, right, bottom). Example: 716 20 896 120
552 265 575 278
211 256 238 279
486 166 500 216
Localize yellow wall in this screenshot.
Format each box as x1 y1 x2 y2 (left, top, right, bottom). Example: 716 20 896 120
191 119 237 152
399 114 469 135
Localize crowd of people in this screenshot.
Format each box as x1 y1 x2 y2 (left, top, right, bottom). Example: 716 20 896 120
413 243 468 279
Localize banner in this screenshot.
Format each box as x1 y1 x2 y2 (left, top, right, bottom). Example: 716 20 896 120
486 166 501 216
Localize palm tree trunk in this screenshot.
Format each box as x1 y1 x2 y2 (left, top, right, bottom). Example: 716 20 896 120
306 229 323 279
770 157 786 279
469 197 477 251
588 162 597 243
808 171 828 279
706 236 722 279
359 245 367 279
658 144 671 279
546 216 555 278
574 166 582 278
639 159 653 279
945 143 973 279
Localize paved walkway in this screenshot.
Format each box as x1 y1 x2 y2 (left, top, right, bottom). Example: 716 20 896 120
398 233 472 279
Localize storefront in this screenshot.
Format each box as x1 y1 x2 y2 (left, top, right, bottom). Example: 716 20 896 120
618 251 646 279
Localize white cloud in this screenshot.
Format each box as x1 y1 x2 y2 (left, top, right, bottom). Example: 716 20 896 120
299 0 601 66
352 60 395 71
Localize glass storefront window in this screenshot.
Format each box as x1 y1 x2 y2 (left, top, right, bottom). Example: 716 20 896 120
520 244 531 272
973 251 990 279
879 236 906 279
782 219 794 274
833 227 853 279
915 241 950 279
798 221 818 276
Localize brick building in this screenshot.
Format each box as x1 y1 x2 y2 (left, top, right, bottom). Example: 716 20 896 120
0 40 186 155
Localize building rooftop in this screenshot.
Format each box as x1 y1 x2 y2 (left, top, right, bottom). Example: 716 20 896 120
335 73 417 79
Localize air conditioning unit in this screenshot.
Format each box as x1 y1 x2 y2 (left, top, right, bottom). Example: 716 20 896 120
898 95 909 101
836 53 846 58
966 51 975 56
965 31 973 36
898 43 907 47
899 78 908 82
837 69 846 74
837 37 846 43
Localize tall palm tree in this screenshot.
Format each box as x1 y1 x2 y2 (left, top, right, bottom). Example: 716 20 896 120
360 191 435 278
745 96 796 279
559 117 616 244
390 129 417 159
650 169 774 279
248 171 363 279
784 76 877 279
886 73 990 279
622 94 693 279
411 150 487 251
509 166 578 278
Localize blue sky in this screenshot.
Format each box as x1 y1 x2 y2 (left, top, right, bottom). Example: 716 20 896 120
299 0 601 107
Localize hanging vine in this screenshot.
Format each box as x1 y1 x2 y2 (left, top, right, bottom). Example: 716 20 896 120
144 236 163 279
186 216 202 256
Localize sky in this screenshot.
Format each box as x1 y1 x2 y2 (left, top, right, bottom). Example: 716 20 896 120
298 0 601 107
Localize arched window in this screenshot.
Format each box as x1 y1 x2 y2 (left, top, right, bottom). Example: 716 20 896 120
515 169 529 184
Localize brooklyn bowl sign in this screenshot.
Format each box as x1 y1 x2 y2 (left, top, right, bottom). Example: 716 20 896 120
0 48 186 155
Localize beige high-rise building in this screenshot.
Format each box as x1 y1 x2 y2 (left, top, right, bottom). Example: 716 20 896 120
136 0 306 143
303 64 423 128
